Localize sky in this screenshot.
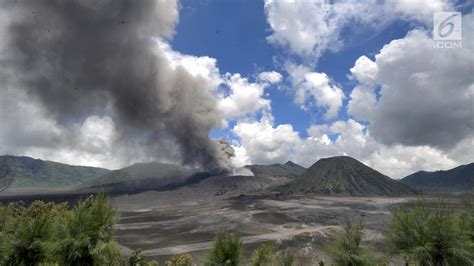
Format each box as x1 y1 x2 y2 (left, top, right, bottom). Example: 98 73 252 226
0 0 473 178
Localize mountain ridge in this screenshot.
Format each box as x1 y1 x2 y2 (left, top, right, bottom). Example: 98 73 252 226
401 162 474 192
277 156 417 196
0 155 109 188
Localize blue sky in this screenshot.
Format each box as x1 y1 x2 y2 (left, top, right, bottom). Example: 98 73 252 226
171 0 415 137
163 0 473 177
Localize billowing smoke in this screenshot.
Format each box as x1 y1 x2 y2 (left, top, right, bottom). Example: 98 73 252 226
1 0 233 173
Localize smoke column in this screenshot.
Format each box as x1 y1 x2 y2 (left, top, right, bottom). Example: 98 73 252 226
1 0 233 173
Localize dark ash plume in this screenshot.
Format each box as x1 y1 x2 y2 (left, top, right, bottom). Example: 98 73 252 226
2 0 233 173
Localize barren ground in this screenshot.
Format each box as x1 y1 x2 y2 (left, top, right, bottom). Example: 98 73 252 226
112 191 409 264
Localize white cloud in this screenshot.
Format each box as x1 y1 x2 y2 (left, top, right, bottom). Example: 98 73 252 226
349 55 378 85
258 71 283 84
232 115 300 166
158 40 275 122
264 0 454 61
349 27 474 149
231 116 459 178
347 86 376 121
156 40 223 90
217 73 271 121
385 0 454 24
287 63 345 119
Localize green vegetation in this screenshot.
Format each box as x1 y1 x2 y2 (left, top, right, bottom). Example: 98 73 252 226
385 198 474 265
0 192 120 265
250 242 275 266
328 217 380 266
165 253 196 266
204 230 242 266
128 249 146 265
277 249 296 266
0 155 109 188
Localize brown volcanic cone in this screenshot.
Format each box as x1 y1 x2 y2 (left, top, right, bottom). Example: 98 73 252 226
279 156 417 196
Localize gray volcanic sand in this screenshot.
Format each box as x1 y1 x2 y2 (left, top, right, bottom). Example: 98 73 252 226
112 190 408 264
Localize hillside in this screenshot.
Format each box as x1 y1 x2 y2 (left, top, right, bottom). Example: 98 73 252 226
245 161 306 178
0 155 109 188
77 161 209 193
401 163 474 192
278 156 417 196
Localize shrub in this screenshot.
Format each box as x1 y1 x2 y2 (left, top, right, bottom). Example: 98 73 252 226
385 198 474 265
328 217 379 266
277 249 296 266
165 253 195 266
0 201 66 265
250 242 275 266
50 192 121 265
129 248 146 265
204 230 242 266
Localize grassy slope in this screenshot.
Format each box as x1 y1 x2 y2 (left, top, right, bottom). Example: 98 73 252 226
1 155 110 188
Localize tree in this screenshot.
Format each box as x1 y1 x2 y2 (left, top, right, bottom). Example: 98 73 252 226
204 230 242 266
128 249 146 266
328 217 379 266
50 192 121 265
0 201 66 265
250 242 276 266
165 253 195 266
385 198 474 265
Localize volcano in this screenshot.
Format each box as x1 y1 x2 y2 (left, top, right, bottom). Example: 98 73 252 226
278 156 417 196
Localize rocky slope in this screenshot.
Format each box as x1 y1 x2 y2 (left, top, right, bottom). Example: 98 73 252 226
278 156 417 196
245 161 306 178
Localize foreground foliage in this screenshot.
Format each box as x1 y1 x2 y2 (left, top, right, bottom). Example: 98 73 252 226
204 230 242 266
250 242 275 266
165 253 196 266
386 198 474 265
0 192 120 265
328 217 380 266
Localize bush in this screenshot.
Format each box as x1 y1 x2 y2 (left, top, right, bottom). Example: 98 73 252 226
276 249 296 266
328 217 379 266
250 242 275 266
0 201 67 265
165 253 195 266
50 191 121 265
129 248 146 265
204 230 242 266
385 198 474 265
0 192 122 265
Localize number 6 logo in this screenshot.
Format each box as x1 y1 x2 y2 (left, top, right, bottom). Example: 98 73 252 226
434 12 462 41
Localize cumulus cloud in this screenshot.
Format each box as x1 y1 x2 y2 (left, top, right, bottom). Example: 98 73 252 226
156 39 223 90
347 86 376 121
158 40 275 123
232 115 300 166
385 0 454 24
264 0 454 61
231 116 459 178
258 71 283 84
349 56 378 85
286 63 345 119
217 73 272 121
349 27 474 149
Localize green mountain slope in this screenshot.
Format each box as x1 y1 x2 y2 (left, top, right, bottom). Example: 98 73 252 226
278 156 417 196
0 155 109 188
77 162 205 193
401 163 474 192
245 161 306 178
